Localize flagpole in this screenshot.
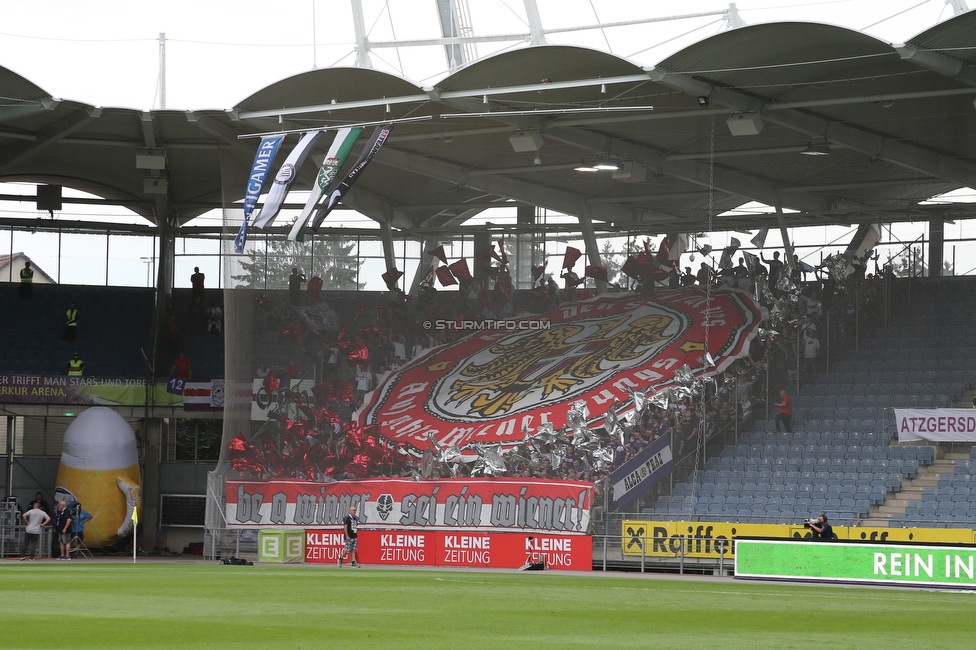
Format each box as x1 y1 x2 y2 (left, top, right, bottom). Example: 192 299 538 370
131 507 139 564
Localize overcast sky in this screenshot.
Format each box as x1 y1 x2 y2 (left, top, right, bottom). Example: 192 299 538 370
1 0 973 287
0 0 967 110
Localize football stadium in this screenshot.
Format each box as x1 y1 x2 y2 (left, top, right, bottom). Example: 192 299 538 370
3 1 976 646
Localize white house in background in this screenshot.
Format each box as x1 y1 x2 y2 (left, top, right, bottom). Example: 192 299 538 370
0 252 57 284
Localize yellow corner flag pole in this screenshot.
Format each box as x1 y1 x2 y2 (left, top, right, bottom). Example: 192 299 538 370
132 507 139 564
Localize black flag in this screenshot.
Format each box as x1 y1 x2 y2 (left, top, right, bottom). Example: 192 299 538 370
311 123 393 230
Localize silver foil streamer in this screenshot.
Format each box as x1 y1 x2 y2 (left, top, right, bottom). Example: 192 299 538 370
674 364 695 387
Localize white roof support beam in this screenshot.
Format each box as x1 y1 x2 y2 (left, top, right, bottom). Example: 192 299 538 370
351 0 373 69
367 8 730 49
0 98 61 124
185 112 248 150
342 185 418 230
421 207 488 229
140 111 157 149
543 125 835 215
375 146 653 225
577 213 606 294
647 66 976 189
0 106 101 173
523 0 546 46
896 44 976 88
379 220 397 276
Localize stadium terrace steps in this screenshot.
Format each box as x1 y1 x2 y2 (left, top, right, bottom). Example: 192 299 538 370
641 280 976 526
882 450 976 529
862 459 954 526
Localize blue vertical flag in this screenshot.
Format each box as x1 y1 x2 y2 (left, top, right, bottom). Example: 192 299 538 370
252 131 325 230
234 134 285 254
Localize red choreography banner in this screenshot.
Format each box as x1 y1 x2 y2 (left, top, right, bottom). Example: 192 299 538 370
226 478 593 534
304 529 592 570
359 289 761 452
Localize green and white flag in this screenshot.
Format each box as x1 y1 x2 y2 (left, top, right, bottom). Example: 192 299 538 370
287 127 363 242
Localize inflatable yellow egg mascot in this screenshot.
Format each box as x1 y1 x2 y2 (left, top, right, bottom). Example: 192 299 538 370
54 408 142 548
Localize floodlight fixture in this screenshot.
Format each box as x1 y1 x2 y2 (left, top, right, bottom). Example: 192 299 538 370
800 139 831 156
509 131 544 152
726 112 764 136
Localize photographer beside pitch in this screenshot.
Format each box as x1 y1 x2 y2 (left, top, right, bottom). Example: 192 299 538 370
807 514 834 541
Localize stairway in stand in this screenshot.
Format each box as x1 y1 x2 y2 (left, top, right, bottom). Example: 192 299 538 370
862 450 970 527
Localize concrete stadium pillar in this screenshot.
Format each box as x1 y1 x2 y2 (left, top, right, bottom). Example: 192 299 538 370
929 215 944 277
515 205 538 289
473 231 491 285
380 222 397 283
140 417 164 552
775 206 796 274
150 206 176 377
577 213 605 294
409 237 436 296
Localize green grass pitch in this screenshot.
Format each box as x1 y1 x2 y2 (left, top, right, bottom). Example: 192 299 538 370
2 563 974 649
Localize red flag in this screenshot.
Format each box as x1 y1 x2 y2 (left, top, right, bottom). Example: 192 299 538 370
585 265 608 282
621 256 642 280
487 245 502 262
656 236 671 265
562 246 582 269
344 454 371 478
531 262 547 281
263 371 280 393
227 433 254 454
357 321 382 344
282 321 303 346
306 276 323 303
346 340 369 365
448 259 472 281
435 266 457 287
636 250 671 282
426 245 447 264
381 268 403 292
336 326 354 349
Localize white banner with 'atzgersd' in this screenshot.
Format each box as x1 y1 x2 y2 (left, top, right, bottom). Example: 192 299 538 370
895 409 976 442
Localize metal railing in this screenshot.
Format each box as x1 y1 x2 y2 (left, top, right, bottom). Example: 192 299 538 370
0 521 53 558
591 532 732 575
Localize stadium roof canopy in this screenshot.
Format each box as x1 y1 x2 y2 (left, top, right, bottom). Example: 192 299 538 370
1 14 975 237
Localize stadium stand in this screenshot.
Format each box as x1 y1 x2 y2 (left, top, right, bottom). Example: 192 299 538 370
641 280 976 528
0 284 223 379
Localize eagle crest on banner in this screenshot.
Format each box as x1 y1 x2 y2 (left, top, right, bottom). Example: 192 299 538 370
445 313 675 417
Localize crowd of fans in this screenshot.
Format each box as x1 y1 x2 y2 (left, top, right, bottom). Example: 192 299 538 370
247 245 886 494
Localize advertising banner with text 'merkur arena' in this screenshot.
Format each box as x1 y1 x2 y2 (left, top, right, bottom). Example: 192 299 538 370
226 478 593 534
358 289 762 453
